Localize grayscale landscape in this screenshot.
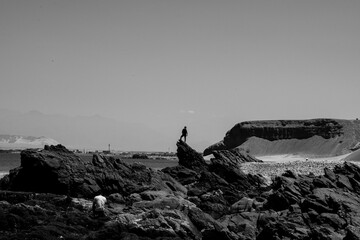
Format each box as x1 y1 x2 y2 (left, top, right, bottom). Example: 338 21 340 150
1 1 360 239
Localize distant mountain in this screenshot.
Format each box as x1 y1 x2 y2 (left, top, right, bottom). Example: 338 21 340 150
0 134 59 149
0 109 174 151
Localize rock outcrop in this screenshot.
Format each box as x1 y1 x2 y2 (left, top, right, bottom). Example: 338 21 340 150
176 140 208 172
164 141 266 219
2 143 360 239
0 144 185 198
211 148 262 164
204 118 360 156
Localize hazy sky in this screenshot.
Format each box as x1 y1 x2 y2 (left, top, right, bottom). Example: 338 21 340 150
1 0 360 150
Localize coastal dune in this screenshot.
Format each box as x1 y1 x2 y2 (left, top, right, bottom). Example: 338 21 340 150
204 119 360 157
241 153 354 184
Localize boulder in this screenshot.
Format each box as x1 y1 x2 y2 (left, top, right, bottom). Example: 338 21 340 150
176 140 208 172
0 145 186 198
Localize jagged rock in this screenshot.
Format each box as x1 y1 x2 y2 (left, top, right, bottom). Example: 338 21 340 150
187 207 222 232
0 191 104 240
230 197 254 212
211 148 262 164
0 145 186 198
162 165 199 185
345 225 360 240
4 141 360 239
316 213 347 230
89 208 201 240
175 141 267 218
219 213 258 239
176 140 208 172
108 193 125 204
209 157 265 192
132 194 196 210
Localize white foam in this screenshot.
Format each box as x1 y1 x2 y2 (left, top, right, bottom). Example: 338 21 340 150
0 172 8 179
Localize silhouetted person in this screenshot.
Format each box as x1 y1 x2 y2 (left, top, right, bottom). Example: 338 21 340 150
180 126 188 142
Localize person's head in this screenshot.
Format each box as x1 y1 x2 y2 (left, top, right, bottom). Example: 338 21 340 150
184 126 187 128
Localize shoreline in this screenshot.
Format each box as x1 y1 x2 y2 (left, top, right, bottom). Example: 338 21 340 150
241 153 357 184
255 153 351 163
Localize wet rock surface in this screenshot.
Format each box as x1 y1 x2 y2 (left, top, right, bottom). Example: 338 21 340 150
1 143 360 239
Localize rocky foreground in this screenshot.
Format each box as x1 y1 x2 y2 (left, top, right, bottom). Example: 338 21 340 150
1 143 360 239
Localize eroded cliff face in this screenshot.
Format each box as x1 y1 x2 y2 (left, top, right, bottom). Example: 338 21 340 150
204 119 360 156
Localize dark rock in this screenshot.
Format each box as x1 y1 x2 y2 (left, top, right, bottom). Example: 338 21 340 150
265 191 291 211
313 176 337 188
208 148 265 192
0 190 104 240
282 170 298 179
108 193 125 204
334 161 360 181
3 140 360 240
188 207 222 232
230 197 254 212
336 174 354 191
175 142 267 218
211 148 262 164
176 140 208 172
345 225 360 240
162 165 199 185
220 212 260 239
316 212 347 230
0 145 186 198
97 208 200 240
324 167 337 182
208 158 263 191
310 226 345 240
43 144 72 153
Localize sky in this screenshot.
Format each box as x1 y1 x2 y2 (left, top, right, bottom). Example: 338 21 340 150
0 0 360 151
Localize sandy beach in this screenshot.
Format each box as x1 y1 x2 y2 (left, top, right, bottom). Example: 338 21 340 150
240 153 357 184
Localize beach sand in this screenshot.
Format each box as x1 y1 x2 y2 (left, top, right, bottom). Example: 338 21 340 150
241 153 357 184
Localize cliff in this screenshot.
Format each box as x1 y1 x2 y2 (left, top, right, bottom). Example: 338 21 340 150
204 119 360 157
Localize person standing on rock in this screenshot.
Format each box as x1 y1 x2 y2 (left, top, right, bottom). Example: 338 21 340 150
180 126 188 142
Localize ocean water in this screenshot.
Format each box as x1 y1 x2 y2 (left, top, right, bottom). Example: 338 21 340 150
78 154 178 170
0 153 178 179
0 153 21 178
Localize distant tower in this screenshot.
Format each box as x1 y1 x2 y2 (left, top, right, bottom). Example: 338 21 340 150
108 144 111 153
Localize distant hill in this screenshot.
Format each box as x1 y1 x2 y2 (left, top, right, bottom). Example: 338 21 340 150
0 134 59 149
344 148 360 162
0 109 173 151
204 119 360 157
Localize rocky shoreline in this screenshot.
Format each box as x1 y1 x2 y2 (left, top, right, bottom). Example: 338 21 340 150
240 158 357 185
1 142 360 239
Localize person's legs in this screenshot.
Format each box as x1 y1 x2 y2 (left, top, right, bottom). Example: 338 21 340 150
180 134 185 141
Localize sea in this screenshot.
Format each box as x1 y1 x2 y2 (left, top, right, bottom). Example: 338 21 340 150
0 153 21 179
0 152 178 179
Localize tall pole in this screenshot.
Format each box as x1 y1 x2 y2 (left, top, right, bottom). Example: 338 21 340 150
108 144 110 153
